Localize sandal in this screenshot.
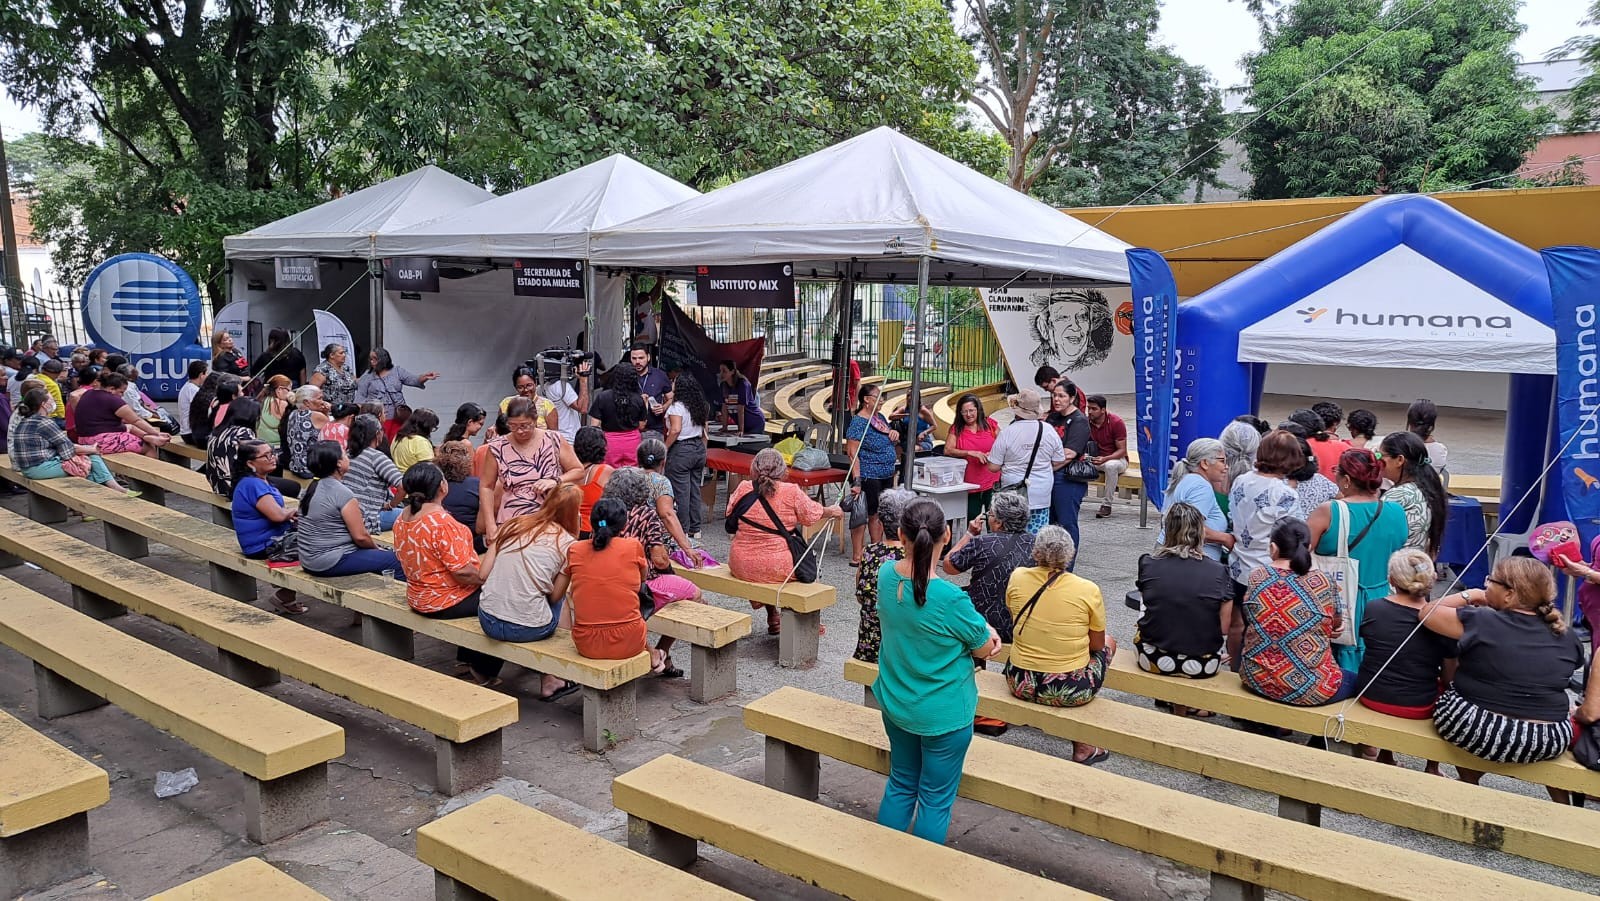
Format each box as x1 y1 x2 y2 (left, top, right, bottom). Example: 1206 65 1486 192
658 656 684 679
1074 748 1111 766
650 649 667 674
538 680 580 702
268 596 309 616
1095 504 1112 518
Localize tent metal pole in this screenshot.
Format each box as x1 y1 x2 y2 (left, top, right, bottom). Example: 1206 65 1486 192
901 255 930 486
583 264 596 355
829 270 855 454
367 240 383 353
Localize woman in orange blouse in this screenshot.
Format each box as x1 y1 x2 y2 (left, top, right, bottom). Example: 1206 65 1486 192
392 462 496 683
567 497 657 667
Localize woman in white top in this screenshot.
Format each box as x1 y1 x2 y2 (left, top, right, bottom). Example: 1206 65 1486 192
476 483 580 701
985 388 1065 533
1225 430 1305 667
1405 398 1449 486
664 374 710 538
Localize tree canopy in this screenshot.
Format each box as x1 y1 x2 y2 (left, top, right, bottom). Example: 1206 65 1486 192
1241 0 1550 198
1559 2 1600 132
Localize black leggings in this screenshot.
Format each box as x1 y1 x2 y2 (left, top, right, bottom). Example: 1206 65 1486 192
861 476 893 517
419 589 496 677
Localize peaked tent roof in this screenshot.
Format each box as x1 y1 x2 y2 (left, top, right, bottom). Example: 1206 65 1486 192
589 126 1130 287
375 155 700 260
1184 193 1555 374
224 165 495 260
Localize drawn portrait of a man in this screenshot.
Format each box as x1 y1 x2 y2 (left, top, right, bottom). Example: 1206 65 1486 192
1027 288 1115 371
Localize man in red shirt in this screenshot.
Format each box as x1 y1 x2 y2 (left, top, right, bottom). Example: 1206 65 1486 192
1085 394 1128 518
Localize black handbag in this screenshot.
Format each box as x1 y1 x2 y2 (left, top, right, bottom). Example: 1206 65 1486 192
729 490 819 583
996 422 1045 496
1061 413 1099 482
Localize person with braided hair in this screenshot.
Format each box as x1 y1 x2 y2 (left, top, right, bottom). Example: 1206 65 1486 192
727 448 843 635
1421 557 1584 800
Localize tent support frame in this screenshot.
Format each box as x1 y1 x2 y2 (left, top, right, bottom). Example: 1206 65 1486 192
900 255 930 486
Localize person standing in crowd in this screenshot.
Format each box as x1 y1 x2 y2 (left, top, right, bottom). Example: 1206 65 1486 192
1347 409 1378 450
1136 503 1233 700
851 487 915 663
211 329 249 378
1162 439 1233 560
628 344 672 433
251 328 307 386
297 441 403 578
345 413 405 533
355 347 438 420
664 373 709 539
591 366 646 467
542 356 592 442
283 385 331 479
392 407 439 472
1307 448 1408 672
727 448 844 635
944 490 1035 645
1422 558 1584 801
1226 430 1303 664
875 497 1000 843
1378 431 1447 556
1004 525 1112 763
566 496 650 663
1239 519 1356 706
228 440 304 615
178 362 213 442
1312 401 1345 440
985 388 1064 533
845 383 900 566
1406 398 1449 483
1219 419 1260 494
1084 395 1127 519
474 484 581 698
717 359 764 434
479 397 579 542
9 386 129 493
566 426 612 533
393 462 497 681
500 367 559 431
1289 407 1348 482
73 370 170 457
943 393 1000 522
309 344 357 407
1045 380 1092 565
1356 549 1456 774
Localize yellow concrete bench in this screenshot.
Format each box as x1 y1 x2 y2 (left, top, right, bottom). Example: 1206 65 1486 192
612 754 1093 900
772 372 835 425
0 709 109 897
102 452 297 528
1102 647 1600 797
677 565 835 668
842 658 1600 878
647 601 751 702
756 361 829 390
0 576 343 842
0 466 648 753
418 794 745 901
744 687 1587 901
0 508 517 794
148 857 327 900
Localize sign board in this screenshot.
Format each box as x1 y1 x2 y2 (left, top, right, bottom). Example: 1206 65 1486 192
694 263 794 309
80 253 208 400
273 257 322 290
981 284 1133 394
513 259 585 298
313 309 357 376
383 257 439 293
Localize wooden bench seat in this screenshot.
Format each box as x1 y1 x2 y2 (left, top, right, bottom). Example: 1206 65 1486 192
757 362 828 390
842 658 1600 877
160 438 207 467
677 565 835 668
612 754 1093 900
418 794 745 901
0 508 517 794
0 465 648 752
0 576 343 842
1101 648 1600 796
772 373 834 425
0 709 109 897
102 452 295 525
149 857 328 900
744 687 1587 901
648 602 751 702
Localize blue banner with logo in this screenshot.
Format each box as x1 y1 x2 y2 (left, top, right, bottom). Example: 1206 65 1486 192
1544 246 1600 551
81 253 208 400
1127 248 1178 510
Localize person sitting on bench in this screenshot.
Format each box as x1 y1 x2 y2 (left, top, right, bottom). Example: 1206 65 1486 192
10 386 131 494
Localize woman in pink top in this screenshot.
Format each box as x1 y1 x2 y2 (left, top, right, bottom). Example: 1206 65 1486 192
943 393 1001 522
727 448 844 634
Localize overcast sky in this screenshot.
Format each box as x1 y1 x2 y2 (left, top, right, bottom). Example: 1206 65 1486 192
2 0 1595 138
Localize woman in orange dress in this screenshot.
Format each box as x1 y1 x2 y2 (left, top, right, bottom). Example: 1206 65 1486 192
566 497 656 666
726 448 843 634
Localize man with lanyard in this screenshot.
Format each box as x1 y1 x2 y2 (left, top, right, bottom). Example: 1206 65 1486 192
630 343 672 433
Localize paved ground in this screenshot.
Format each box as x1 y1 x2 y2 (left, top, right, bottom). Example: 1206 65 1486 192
3 393 1594 899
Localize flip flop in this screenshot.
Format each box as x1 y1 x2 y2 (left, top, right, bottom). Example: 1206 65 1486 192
269 597 309 616
1074 748 1110 766
538 680 580 702
658 657 684 679
1095 505 1112 518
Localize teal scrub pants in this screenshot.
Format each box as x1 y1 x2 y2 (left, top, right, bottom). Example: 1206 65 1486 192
877 713 974 843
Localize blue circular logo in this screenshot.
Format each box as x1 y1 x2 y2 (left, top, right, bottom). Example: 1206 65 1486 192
81 254 201 353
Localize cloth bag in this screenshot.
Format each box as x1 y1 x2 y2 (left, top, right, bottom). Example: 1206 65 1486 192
1312 500 1382 646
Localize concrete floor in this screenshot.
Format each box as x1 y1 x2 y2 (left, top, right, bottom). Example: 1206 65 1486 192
3 396 1593 900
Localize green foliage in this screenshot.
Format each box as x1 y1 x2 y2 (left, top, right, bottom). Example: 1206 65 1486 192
1559 2 1600 132
1242 0 1550 198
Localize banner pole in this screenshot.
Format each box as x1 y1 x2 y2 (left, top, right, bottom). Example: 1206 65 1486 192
901 255 930 486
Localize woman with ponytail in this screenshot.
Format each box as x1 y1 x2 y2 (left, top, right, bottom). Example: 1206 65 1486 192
873 498 1000 843
1421 557 1584 798
444 402 486 444
1239 519 1356 706
1377 431 1447 557
392 461 496 680
566 497 653 665
1308 448 1408 671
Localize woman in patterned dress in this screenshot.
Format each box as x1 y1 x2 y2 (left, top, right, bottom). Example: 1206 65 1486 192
309 344 357 407
1238 518 1357 706
851 487 916 663
478 397 579 543
1377 430 1447 556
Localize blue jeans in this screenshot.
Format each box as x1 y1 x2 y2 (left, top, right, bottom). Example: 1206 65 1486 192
1051 472 1087 570
22 455 116 487
477 602 563 681
305 547 402 578
377 508 401 532
877 713 973 843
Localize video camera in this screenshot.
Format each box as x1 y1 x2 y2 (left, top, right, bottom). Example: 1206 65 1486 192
524 343 593 385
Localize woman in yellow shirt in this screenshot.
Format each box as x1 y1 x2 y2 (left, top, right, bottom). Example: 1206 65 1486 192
1004 524 1115 765
391 407 438 473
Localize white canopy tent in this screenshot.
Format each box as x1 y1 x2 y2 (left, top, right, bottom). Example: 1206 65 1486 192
590 126 1131 479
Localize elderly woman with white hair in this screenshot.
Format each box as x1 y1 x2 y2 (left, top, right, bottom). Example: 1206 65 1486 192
1003 525 1114 764
728 448 844 634
944 490 1036 643
1162 438 1234 560
852 487 916 663
283 384 331 479
1220 419 1262 493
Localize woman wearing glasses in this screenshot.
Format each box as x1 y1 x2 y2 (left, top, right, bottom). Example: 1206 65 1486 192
230 439 305 615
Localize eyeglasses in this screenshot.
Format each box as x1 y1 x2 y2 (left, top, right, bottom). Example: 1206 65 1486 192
254 450 277 460
1486 577 1508 589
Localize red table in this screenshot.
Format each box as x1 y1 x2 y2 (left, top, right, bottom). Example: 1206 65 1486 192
703 448 847 521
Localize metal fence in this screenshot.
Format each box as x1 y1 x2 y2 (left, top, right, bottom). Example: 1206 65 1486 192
682 280 1008 391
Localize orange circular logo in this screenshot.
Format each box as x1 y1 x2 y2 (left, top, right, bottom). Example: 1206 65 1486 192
1115 301 1134 335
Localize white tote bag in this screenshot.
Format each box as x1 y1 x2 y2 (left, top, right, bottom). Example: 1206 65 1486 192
1313 500 1362 646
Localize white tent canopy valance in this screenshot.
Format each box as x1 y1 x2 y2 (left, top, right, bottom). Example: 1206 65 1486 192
589 127 1130 287
223 165 494 260
376 155 699 260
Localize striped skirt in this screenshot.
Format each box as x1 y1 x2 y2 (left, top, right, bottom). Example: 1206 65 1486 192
1432 688 1571 764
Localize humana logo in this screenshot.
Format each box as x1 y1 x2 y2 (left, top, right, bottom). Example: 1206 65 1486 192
1327 308 1513 329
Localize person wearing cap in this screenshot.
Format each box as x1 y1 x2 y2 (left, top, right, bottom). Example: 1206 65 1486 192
986 388 1066 533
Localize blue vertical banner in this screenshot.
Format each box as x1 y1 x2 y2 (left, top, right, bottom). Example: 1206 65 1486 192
1543 246 1600 551
1127 248 1179 510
